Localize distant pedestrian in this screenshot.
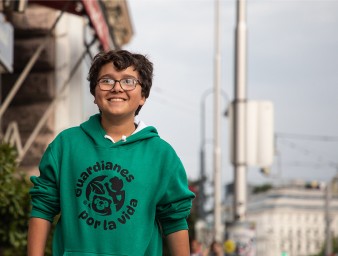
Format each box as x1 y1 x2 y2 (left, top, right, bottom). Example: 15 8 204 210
190 238 204 256
208 240 224 256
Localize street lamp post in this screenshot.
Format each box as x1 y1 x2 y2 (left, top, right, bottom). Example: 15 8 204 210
233 0 248 223
325 181 333 256
199 88 213 221
200 87 229 243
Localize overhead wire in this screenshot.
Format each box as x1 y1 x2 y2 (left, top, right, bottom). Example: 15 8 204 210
276 137 338 170
276 132 338 142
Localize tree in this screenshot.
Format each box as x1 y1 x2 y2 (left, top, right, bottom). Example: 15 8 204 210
252 183 273 194
0 143 31 255
310 236 338 256
0 143 54 255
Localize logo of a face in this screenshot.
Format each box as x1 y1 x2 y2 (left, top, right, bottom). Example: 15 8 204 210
85 175 125 216
92 195 112 215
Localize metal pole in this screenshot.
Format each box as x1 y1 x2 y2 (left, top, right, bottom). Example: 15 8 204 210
199 101 206 221
200 88 213 221
213 0 222 242
233 0 247 222
325 181 332 256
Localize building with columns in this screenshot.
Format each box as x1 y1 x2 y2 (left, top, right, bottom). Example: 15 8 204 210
224 179 338 256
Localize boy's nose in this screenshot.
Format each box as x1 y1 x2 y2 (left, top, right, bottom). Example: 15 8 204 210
111 81 124 92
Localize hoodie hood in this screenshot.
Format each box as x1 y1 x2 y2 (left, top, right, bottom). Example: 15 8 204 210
80 114 159 147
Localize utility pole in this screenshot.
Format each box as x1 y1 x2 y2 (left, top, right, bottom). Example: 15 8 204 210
213 0 223 242
325 181 332 256
224 1 252 252
233 0 247 222
199 88 212 221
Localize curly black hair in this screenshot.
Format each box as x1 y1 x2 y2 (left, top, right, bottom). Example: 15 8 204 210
87 50 154 115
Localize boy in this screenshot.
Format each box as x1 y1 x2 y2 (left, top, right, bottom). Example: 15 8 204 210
28 50 195 255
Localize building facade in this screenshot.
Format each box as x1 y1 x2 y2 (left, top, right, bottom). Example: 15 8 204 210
245 180 338 256
0 0 133 174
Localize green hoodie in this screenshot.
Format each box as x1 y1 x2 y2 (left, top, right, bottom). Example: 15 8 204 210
30 114 195 256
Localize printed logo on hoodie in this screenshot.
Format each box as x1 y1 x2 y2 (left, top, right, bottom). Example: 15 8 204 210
75 160 138 231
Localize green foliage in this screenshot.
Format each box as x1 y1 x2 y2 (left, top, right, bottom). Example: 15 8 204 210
0 143 56 255
252 183 273 194
0 143 31 255
310 236 338 256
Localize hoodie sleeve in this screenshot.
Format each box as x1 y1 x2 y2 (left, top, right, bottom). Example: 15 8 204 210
29 144 60 222
156 158 195 236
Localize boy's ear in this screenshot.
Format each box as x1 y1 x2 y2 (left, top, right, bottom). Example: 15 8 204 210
139 97 146 106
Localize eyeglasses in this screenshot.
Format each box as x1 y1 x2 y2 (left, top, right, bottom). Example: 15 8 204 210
97 78 141 91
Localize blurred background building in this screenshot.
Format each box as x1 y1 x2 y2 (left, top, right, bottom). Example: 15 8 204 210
0 0 133 175
223 177 338 256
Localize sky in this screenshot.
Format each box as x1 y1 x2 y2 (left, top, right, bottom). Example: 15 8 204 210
123 0 338 188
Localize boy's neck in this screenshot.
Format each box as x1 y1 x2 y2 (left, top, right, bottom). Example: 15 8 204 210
100 116 136 142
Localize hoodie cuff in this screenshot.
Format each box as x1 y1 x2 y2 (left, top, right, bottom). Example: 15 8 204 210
162 218 188 236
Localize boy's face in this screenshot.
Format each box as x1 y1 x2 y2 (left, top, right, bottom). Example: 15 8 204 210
94 63 145 121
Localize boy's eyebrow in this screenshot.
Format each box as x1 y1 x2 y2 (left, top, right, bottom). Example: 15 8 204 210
98 74 138 80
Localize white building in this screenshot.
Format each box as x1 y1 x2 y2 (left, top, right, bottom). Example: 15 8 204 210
244 180 338 256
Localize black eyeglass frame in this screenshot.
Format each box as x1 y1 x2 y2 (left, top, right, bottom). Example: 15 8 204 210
96 78 142 91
